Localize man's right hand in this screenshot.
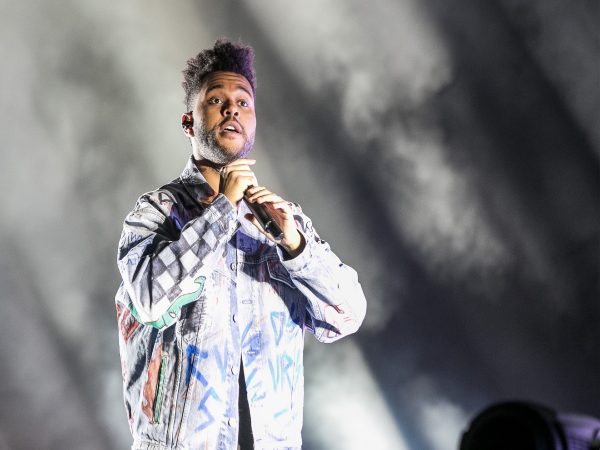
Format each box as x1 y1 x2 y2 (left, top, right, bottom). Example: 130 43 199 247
219 159 258 206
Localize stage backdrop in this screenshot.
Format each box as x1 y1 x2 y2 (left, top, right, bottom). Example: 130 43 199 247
0 1 598 449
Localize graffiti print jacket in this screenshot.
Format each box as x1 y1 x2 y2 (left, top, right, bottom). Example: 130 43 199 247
115 157 367 450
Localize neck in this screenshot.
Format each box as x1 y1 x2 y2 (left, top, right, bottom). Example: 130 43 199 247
193 158 222 194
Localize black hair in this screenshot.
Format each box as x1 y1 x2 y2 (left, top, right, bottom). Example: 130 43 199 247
182 38 256 109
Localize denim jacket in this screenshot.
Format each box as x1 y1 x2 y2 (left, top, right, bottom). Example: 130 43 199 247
115 157 367 449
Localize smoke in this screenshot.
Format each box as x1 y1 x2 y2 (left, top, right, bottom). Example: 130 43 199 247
404 376 469 450
245 0 510 292
1 1 597 449
497 0 600 155
381 123 511 288
303 339 412 450
0 1 207 447
247 0 452 142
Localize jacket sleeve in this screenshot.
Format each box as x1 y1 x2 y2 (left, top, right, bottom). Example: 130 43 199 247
117 189 238 329
277 209 367 343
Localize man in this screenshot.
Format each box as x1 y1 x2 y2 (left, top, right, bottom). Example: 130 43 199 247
115 39 366 450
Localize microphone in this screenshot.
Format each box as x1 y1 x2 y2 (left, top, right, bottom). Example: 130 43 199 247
243 195 284 241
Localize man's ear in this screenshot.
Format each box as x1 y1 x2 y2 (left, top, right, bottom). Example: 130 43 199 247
181 112 194 137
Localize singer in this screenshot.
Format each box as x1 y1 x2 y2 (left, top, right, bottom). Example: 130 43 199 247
115 39 367 450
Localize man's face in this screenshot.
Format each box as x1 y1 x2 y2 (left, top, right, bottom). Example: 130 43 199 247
190 71 256 165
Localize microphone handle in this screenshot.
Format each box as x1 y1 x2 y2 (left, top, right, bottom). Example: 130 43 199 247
244 198 284 241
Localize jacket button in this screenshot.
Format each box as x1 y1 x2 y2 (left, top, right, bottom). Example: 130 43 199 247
229 262 236 270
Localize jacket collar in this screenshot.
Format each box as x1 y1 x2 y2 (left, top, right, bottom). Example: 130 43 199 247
179 156 218 205
180 156 209 184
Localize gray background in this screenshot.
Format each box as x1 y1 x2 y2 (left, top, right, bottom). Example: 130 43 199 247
0 1 598 449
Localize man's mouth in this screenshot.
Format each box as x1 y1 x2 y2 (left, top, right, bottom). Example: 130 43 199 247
220 121 242 134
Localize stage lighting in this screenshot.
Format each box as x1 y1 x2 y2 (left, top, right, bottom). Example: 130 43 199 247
460 401 600 450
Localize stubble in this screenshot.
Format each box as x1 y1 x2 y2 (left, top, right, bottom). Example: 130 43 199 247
194 121 255 165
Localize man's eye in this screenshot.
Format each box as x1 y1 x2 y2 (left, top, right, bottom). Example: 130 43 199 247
238 100 249 107
208 98 222 104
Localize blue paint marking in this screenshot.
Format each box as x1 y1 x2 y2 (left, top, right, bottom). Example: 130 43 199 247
268 352 294 391
245 367 257 386
294 349 303 385
185 344 223 433
274 408 287 419
241 321 253 344
125 247 144 266
268 358 279 391
281 353 293 391
270 312 285 346
195 387 221 432
119 232 148 250
213 342 229 383
251 389 266 403
245 367 266 404
241 321 261 366
245 338 260 366
186 345 209 387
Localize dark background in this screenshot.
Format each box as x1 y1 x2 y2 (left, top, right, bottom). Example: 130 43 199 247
0 1 598 449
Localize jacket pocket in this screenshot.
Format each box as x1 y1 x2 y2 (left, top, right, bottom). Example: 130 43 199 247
142 344 169 426
172 344 202 447
153 354 169 423
266 259 296 289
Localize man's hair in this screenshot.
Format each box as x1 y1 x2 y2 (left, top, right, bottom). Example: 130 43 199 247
182 38 256 110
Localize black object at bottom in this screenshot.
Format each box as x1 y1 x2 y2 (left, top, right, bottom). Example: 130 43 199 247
238 360 254 449
460 401 600 450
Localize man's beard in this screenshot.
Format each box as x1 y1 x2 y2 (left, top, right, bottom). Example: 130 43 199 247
194 120 255 165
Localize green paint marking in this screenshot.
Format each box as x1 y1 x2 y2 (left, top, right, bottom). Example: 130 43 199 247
129 275 206 329
153 354 168 423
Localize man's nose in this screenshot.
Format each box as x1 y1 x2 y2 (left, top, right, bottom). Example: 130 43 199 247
222 100 239 117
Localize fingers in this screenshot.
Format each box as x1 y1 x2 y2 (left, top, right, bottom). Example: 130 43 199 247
244 185 263 196
268 200 292 211
219 159 256 176
220 160 258 205
245 186 284 205
244 197 301 252
224 167 258 186
220 160 256 182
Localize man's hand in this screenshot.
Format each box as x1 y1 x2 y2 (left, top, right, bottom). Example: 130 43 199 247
244 186 305 258
219 159 258 206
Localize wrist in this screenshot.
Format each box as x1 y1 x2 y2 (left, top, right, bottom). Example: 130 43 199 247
223 191 240 207
280 231 305 259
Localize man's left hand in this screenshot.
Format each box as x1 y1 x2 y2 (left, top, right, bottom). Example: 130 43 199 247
244 186 305 258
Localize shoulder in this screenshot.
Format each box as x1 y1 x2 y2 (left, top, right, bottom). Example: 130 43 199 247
133 179 184 217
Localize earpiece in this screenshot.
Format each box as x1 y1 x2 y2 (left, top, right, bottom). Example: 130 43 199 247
182 111 193 130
